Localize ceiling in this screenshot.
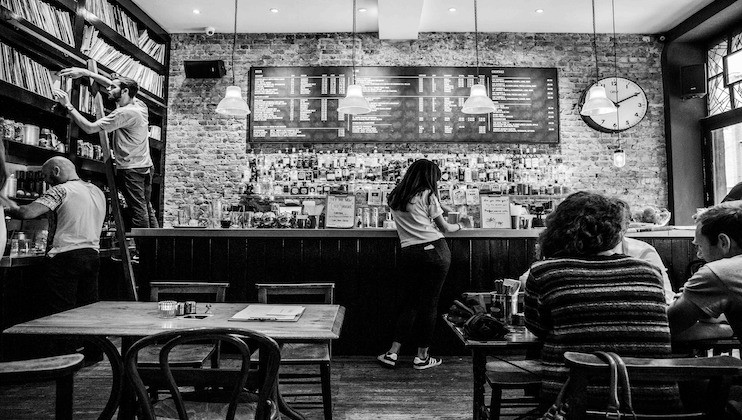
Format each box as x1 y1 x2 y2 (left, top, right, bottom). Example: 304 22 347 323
131 0 716 40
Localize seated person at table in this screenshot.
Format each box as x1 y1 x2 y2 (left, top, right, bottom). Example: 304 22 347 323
524 191 680 413
668 205 742 341
518 200 675 304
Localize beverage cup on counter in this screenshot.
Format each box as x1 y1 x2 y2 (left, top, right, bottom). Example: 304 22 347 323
158 300 177 318
511 215 521 229
447 211 460 224
177 209 187 226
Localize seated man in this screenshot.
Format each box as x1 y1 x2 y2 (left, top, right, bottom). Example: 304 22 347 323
668 205 742 341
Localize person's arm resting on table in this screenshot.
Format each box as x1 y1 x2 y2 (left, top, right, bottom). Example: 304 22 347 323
667 295 710 335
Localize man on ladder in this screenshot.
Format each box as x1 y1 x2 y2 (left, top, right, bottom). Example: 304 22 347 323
52 67 158 232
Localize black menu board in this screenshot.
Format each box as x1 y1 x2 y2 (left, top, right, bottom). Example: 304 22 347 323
249 66 559 144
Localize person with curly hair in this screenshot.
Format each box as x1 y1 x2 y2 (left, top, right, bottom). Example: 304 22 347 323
524 191 680 413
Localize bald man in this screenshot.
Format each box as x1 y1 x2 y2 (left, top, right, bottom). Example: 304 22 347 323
3 157 105 315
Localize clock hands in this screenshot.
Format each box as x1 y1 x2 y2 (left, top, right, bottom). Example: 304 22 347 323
611 92 640 107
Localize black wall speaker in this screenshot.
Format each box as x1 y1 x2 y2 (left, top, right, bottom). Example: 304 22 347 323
184 60 226 78
680 64 707 99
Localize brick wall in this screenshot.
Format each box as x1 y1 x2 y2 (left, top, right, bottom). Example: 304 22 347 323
165 32 666 224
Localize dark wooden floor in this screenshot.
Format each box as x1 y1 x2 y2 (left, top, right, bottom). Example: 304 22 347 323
0 355 532 419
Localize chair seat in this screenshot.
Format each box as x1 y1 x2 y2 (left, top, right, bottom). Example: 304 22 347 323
138 344 216 367
485 359 542 386
154 391 279 420
0 354 85 385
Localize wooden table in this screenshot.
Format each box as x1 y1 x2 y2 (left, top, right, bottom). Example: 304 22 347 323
443 316 541 420
4 301 345 420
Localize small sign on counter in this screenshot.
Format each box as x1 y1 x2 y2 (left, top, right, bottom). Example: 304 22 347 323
480 196 511 229
325 195 356 228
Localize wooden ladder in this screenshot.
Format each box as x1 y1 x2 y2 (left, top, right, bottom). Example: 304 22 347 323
86 60 138 301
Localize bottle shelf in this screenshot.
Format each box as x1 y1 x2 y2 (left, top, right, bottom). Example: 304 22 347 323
3 139 67 165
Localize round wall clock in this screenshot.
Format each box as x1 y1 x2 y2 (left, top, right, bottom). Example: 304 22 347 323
580 77 648 133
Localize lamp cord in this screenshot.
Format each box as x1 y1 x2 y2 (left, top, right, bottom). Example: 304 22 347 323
352 0 357 85
474 0 479 77
231 0 237 85
612 0 620 145
591 0 598 82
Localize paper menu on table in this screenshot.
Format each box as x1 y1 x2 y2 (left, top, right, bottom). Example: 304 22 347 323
229 304 305 322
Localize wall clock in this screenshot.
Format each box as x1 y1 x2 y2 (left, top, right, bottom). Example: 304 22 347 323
580 77 648 133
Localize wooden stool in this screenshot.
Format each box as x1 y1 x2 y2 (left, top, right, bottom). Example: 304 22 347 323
485 359 542 420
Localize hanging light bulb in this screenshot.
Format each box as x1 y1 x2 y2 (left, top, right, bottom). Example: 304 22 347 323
338 0 371 115
580 0 616 116
216 0 250 117
462 0 496 115
613 148 626 167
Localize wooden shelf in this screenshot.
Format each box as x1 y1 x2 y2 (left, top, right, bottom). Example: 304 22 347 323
3 139 67 165
77 157 106 174
0 81 68 117
83 14 165 73
0 6 85 68
95 63 166 109
149 137 164 150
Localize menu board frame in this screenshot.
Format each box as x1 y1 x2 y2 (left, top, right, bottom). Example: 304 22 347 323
248 66 559 144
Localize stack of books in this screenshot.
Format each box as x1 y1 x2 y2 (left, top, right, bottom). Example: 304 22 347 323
0 0 74 46
0 41 55 99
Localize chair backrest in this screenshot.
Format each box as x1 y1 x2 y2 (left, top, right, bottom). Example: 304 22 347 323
564 351 742 418
149 281 230 303
256 283 335 304
124 328 280 420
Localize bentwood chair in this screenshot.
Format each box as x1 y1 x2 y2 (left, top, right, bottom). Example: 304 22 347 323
485 358 542 420
0 353 85 420
124 328 281 420
563 351 742 419
255 282 335 420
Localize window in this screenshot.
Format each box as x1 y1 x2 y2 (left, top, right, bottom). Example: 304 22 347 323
707 31 742 116
709 122 742 204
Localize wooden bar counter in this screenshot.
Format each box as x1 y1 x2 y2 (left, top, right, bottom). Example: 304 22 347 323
131 227 696 356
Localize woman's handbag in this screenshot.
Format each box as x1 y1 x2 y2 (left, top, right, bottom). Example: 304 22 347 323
539 351 637 420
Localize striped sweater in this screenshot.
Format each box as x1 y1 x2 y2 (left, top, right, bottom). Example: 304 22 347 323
524 254 680 412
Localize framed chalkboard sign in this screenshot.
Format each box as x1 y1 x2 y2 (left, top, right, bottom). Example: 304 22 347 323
249 66 559 144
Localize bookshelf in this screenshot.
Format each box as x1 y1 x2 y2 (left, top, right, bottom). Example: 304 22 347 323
0 0 170 224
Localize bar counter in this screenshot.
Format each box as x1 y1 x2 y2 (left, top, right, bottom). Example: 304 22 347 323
130 227 696 356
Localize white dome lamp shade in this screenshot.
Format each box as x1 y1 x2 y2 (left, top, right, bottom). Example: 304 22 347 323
337 0 371 115
217 86 250 117
216 0 250 118
580 85 616 116
462 84 496 114
462 0 496 115
338 84 371 115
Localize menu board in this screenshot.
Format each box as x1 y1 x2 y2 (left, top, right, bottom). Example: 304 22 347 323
249 66 559 144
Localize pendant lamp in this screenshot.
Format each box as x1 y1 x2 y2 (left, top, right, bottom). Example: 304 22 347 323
216 0 250 117
462 0 496 115
338 0 371 115
580 0 616 116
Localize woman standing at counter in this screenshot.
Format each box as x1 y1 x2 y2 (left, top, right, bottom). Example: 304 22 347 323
377 159 463 370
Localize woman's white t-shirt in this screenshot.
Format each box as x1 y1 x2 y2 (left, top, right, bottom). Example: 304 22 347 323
391 189 444 248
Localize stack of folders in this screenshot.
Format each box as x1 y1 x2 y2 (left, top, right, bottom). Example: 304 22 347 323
229 305 305 322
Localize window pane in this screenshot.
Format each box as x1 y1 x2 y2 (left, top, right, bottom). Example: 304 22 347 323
710 122 742 204
733 32 742 53
708 74 731 116
735 83 742 109
708 39 728 76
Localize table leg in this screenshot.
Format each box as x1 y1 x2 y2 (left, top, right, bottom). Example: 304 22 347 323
81 336 123 420
472 349 487 420
117 336 137 420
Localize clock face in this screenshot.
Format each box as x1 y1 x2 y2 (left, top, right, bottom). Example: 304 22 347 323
581 77 648 133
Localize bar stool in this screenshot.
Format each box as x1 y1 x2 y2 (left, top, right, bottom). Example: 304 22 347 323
485 358 542 420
